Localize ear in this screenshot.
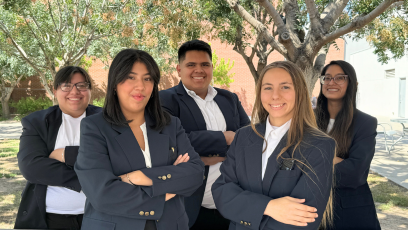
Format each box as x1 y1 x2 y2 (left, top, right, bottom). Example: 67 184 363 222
176 64 181 75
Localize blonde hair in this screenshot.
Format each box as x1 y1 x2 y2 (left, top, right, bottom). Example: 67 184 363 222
251 61 334 228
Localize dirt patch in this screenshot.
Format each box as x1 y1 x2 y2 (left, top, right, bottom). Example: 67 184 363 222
377 204 408 230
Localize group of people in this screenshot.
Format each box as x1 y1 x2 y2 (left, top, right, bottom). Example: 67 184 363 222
14 40 380 230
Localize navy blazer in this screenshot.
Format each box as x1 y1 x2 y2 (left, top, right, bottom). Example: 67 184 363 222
15 105 102 229
327 110 381 230
159 81 250 226
74 112 205 230
212 124 335 230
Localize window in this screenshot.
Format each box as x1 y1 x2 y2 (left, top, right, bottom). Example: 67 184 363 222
385 69 395 78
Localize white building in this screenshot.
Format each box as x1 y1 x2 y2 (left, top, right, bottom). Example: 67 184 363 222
345 38 407 121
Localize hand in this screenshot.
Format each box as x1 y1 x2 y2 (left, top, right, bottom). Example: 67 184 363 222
333 156 344 165
119 171 153 186
200 156 225 166
264 196 317 227
223 131 235 145
165 193 176 201
49 148 65 162
173 153 189 165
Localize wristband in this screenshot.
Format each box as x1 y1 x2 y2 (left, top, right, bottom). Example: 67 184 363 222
127 173 136 186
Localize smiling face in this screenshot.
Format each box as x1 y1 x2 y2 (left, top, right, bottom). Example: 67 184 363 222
322 64 349 101
177 50 213 98
116 62 154 119
260 68 296 126
54 73 91 118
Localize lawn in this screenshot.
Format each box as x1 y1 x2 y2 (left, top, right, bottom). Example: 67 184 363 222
0 139 407 229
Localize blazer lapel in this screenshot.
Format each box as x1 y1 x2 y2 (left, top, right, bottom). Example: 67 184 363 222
262 133 288 195
112 124 147 170
176 82 206 130
145 114 169 167
244 123 266 194
46 107 62 153
213 92 235 130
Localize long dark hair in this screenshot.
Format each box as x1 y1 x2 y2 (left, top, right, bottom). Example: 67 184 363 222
315 60 358 158
103 49 170 130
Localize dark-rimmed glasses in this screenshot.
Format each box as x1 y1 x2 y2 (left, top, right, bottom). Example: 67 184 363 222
59 82 90 92
320 75 348 85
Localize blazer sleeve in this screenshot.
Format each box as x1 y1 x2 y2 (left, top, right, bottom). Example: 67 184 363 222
139 117 205 197
18 117 81 192
212 130 272 230
265 139 336 230
335 116 377 189
75 118 167 219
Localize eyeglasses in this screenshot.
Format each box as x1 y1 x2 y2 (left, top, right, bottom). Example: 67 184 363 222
320 75 348 85
59 82 90 92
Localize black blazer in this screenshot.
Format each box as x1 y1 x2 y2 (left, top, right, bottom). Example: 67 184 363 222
159 81 250 226
74 112 205 230
327 110 381 230
212 124 335 230
14 105 102 229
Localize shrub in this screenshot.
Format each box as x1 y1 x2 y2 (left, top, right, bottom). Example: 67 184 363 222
11 97 53 117
92 97 105 108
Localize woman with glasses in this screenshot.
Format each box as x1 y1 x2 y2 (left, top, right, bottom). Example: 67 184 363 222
315 60 381 229
74 49 204 230
212 61 335 230
15 66 102 229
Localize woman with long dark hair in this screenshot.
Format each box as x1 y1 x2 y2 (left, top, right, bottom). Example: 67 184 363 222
74 49 204 230
212 61 335 230
315 60 381 229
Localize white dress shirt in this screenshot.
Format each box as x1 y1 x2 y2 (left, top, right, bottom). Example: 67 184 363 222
46 112 87 214
261 117 291 180
327 119 335 133
183 84 226 209
140 122 152 168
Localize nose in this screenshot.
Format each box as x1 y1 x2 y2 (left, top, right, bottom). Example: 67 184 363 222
194 65 204 73
69 84 81 94
271 88 280 100
134 78 145 90
327 78 336 85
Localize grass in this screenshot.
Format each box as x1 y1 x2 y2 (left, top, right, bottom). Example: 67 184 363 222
368 171 408 211
0 140 19 158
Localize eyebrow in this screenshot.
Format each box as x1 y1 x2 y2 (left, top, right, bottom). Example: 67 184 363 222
186 62 211 65
261 82 293 86
129 72 150 76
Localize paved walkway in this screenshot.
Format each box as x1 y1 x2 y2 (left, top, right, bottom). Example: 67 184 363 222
0 119 408 190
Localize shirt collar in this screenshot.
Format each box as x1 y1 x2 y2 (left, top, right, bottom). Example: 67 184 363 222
264 116 291 140
182 84 218 101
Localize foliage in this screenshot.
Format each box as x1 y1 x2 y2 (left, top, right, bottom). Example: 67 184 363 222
0 0 207 99
10 97 52 116
92 97 105 108
212 49 235 88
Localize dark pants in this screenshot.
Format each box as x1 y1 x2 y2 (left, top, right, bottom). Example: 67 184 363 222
46 213 83 230
190 207 230 230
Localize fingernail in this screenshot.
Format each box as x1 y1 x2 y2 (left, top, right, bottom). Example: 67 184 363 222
314 208 317 212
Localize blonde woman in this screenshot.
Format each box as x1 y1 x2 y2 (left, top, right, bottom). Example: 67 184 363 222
212 61 335 230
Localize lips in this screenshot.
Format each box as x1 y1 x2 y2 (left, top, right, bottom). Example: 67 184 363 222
327 88 339 92
270 103 286 110
132 94 145 102
67 97 82 102
192 76 205 81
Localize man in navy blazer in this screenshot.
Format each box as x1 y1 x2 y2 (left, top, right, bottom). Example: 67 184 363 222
159 40 250 230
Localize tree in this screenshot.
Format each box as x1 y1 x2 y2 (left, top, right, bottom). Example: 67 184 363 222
197 0 407 93
0 0 207 101
212 49 235 88
0 50 35 118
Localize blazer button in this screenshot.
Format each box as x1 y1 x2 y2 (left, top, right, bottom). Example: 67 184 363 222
158 176 162 180
209 154 213 157
150 211 155 216
203 175 206 180
162 175 167 180
139 211 144 216
248 222 251 226
244 222 248 226
23 210 28 216
240 221 243 225
156 220 159 222
167 174 171 179
145 212 150 216
171 147 174 152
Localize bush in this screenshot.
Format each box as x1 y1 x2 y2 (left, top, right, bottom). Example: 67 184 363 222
11 97 53 117
92 97 105 108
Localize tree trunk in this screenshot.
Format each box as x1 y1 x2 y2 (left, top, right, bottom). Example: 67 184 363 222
1 99 10 119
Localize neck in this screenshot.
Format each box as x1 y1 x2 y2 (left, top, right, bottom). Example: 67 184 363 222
268 116 290 127
327 99 343 119
196 90 208 100
122 110 145 127
62 110 85 118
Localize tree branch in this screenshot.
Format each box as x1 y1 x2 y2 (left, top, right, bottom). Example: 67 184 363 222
255 0 285 31
321 0 349 32
225 0 287 56
319 0 404 48
304 0 322 32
